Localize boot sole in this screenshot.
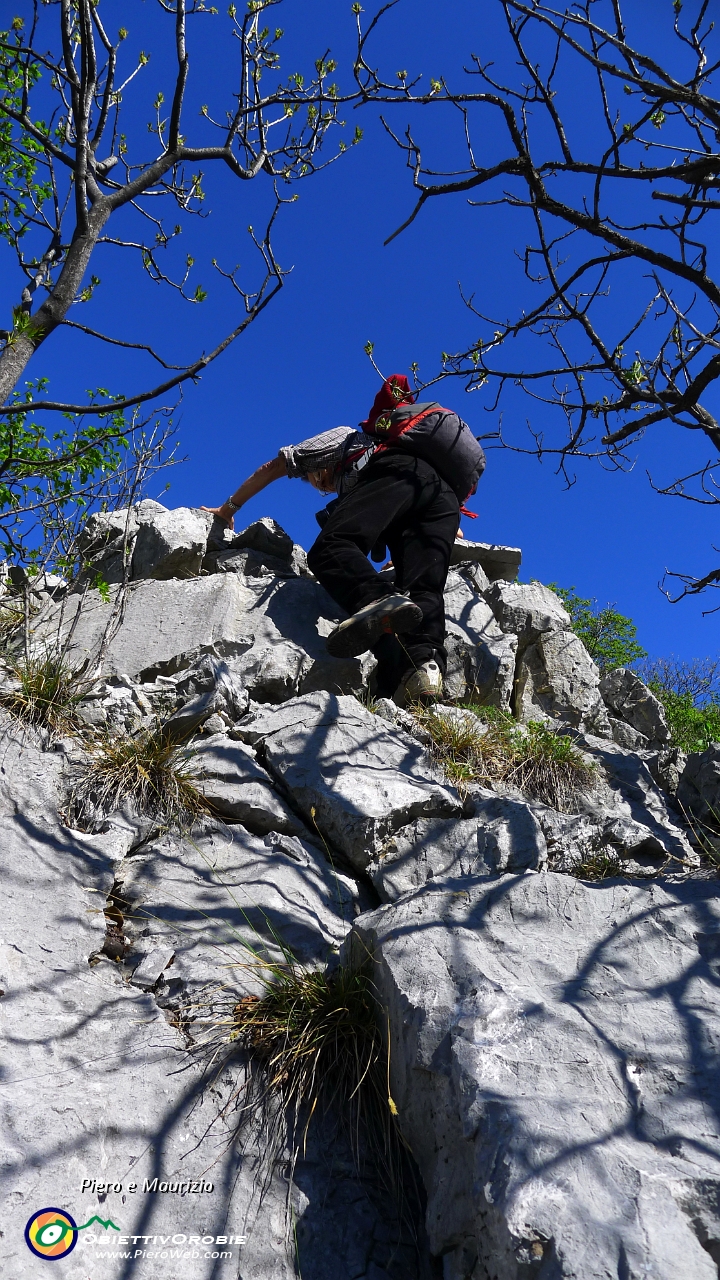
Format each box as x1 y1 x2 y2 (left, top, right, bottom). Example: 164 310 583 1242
326 600 423 658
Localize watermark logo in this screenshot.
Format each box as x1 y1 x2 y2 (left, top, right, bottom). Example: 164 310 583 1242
24 1210 120 1260
24 1209 78 1260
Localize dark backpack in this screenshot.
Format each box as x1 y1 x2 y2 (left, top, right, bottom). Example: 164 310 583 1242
368 400 486 502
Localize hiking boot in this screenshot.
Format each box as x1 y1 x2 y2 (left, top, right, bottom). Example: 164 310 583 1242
393 659 443 708
325 594 423 659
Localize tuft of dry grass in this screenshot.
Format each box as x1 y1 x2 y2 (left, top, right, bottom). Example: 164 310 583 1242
1 651 88 735
230 959 389 1131
0 599 25 641
216 951 409 1206
67 721 210 832
570 848 623 881
422 706 597 812
678 800 720 870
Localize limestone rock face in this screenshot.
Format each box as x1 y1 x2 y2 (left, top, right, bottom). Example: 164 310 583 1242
234 691 464 870
368 816 484 901
515 628 610 733
443 571 517 709
472 790 548 873
351 873 720 1280
9 504 719 1280
0 719 417 1280
37 572 368 699
485 579 570 641
118 822 357 1003
678 743 720 828
575 733 695 865
0 725 294 1279
77 497 167 584
600 666 671 745
131 505 209 580
192 734 305 833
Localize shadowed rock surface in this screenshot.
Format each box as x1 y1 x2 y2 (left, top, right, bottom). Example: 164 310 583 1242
351 873 720 1280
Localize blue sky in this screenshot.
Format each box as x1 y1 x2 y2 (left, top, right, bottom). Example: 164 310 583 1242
3 0 718 662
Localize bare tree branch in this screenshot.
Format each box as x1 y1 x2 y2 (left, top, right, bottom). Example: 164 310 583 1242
0 0 369 411
354 0 720 597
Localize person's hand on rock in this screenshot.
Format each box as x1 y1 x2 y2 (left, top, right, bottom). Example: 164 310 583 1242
201 504 235 529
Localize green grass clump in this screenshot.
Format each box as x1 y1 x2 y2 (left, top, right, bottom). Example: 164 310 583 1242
422 706 597 811
570 848 623 881
231 959 390 1130
68 722 209 831
224 954 409 1212
1 652 87 734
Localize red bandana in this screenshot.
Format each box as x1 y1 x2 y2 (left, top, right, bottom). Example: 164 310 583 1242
360 374 415 434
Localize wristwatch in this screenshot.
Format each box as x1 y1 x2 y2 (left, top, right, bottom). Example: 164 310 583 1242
224 496 240 514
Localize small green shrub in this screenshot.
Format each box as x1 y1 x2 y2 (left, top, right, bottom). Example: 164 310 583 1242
422 707 597 811
68 723 209 831
549 584 646 672
1 652 87 734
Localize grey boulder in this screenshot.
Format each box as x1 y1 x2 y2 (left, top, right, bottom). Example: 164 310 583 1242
516 628 610 733
76 497 167 585
577 732 695 864
600 666 671 745
368 816 486 901
118 822 358 1007
162 688 220 742
369 792 547 902
648 745 688 800
131 505 209 580
485 579 570 641
443 572 517 710
455 559 491 593
206 517 309 579
192 734 305 834
608 714 650 750
449 539 522 582
351 873 720 1280
473 790 548 873
678 744 720 830
234 691 464 870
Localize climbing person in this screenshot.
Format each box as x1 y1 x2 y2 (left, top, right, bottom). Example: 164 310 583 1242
202 374 485 706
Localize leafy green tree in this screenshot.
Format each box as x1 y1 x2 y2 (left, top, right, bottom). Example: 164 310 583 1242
0 383 175 576
550 584 646 673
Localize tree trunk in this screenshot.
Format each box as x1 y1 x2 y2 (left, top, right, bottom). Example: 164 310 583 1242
0 201 111 407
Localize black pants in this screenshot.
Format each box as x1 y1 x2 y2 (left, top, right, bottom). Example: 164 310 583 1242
307 452 460 696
